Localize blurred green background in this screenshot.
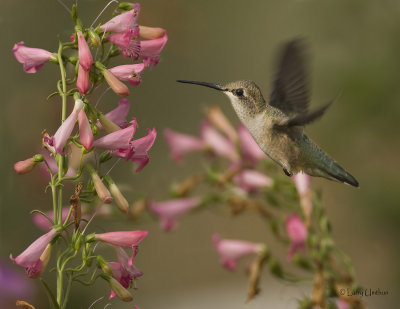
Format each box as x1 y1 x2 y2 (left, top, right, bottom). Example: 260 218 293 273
1 0 399 308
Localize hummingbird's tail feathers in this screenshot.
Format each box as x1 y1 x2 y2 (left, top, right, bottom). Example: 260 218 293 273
284 101 333 127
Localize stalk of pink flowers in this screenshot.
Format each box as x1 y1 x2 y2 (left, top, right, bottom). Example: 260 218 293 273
286 213 307 261
12 41 56 73
212 233 265 271
148 197 201 231
10 229 57 278
14 154 44 175
94 231 148 248
164 128 206 162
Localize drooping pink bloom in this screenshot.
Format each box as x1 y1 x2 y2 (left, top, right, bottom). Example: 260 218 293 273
109 63 145 86
33 207 69 231
291 173 312 225
139 29 168 67
45 99 84 154
10 229 57 278
109 247 143 299
164 128 205 162
148 197 200 231
286 213 307 261
212 233 264 271
78 110 93 150
12 41 54 73
77 31 93 71
237 125 267 165
112 128 157 172
77 64 91 94
100 5 140 33
233 169 273 193
336 299 349 309
97 99 130 130
107 28 141 60
95 231 148 248
201 121 239 162
14 154 43 175
39 151 76 178
93 119 137 150
102 69 131 97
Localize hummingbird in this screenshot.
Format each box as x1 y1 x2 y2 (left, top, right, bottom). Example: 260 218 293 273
177 39 359 187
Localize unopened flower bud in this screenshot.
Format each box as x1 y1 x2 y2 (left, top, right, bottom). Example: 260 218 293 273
99 151 112 163
88 29 101 47
104 175 129 214
86 165 112 204
97 256 113 275
131 198 147 220
101 274 133 302
119 2 134 10
14 154 44 174
96 62 129 97
16 300 36 309
98 113 121 133
85 233 96 243
139 26 166 40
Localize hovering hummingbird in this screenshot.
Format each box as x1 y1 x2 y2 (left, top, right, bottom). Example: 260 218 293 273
177 39 359 187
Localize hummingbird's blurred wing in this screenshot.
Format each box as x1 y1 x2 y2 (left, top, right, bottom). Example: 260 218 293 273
269 39 310 116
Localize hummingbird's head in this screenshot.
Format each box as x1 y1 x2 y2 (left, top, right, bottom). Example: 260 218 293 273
177 80 265 117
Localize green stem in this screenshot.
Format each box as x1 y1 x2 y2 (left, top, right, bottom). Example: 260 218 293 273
40 278 59 309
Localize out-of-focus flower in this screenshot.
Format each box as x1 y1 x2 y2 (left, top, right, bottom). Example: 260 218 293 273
291 173 312 226
148 197 200 231
86 165 112 204
94 231 148 248
212 233 264 271
201 121 239 162
44 99 84 154
12 42 56 73
14 154 44 175
78 110 93 150
237 125 267 165
336 299 349 309
107 28 141 60
10 229 57 278
109 247 143 299
233 169 273 193
97 99 130 131
100 5 140 33
109 63 145 86
102 69 130 97
164 128 205 162
77 31 93 71
207 106 238 142
77 64 91 94
286 213 307 261
139 27 168 67
93 119 137 150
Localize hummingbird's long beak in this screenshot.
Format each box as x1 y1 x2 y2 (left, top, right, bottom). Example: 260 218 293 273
177 80 227 91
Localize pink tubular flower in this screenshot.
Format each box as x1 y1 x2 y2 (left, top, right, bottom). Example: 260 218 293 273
100 4 140 33
97 99 130 130
33 207 73 231
291 173 312 226
233 169 273 193
109 63 145 86
45 99 84 154
107 28 141 60
164 128 206 162
95 231 148 248
102 69 130 97
201 121 239 162
10 229 57 278
77 31 93 71
286 213 307 261
336 299 349 309
109 247 143 299
12 41 54 73
139 29 168 67
148 197 200 231
212 233 264 271
14 154 44 175
93 119 137 150
237 125 267 165
78 110 93 150
77 64 91 94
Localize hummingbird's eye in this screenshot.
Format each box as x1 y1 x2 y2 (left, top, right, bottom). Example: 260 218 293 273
234 88 244 97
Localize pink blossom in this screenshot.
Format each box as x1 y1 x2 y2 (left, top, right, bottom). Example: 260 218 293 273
237 125 267 165
77 64 91 94
33 208 69 231
45 99 84 154
93 119 137 150
336 299 349 309
109 63 145 86
14 154 43 175
212 233 264 271
233 169 273 192
164 128 205 162
10 229 57 278
97 99 130 130
95 231 148 248
12 41 54 73
39 152 76 178
107 28 141 60
102 69 130 97
100 5 140 33
286 213 307 261
140 30 168 67
148 197 200 231
77 32 93 71
201 121 239 162
291 173 312 224
78 110 93 150
109 247 143 299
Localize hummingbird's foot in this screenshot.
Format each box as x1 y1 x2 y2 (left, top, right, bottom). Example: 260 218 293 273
283 168 292 177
